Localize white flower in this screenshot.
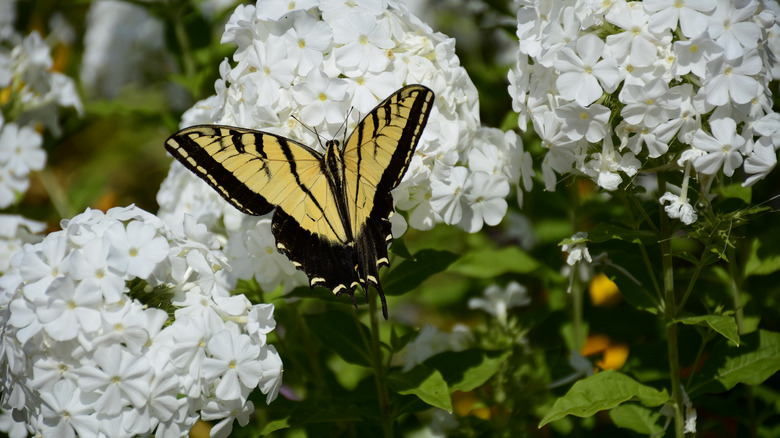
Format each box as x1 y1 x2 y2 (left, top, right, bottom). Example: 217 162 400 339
203 330 263 401
619 79 681 128
430 166 469 226
0 214 44 273
256 0 319 21
401 324 472 372
707 0 761 60
692 118 745 176
104 220 170 279
281 11 333 76
562 232 592 266
469 281 531 325
644 0 714 38
660 191 698 225
77 344 152 416
673 33 723 77
605 1 667 67
742 137 777 187
702 50 762 106
332 12 394 74
39 379 101 437
461 173 509 233
554 34 619 106
556 103 610 142
292 68 350 126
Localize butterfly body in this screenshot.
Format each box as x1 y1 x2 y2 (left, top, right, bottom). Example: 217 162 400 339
165 85 434 318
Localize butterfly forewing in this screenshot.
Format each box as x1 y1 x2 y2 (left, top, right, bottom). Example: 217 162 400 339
165 125 350 243
342 85 434 236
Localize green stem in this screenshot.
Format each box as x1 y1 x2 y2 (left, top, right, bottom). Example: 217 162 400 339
659 177 685 438
172 5 196 82
621 193 664 306
726 245 745 335
368 295 393 438
676 258 704 315
571 274 584 352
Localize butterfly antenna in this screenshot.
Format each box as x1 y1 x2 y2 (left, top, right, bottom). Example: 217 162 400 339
292 114 327 148
339 107 356 144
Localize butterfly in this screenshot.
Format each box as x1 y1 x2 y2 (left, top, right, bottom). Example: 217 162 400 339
165 85 434 319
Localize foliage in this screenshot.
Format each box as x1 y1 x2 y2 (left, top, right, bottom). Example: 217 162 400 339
1 0 779 437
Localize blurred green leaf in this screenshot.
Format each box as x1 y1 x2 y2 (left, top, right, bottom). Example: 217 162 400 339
608 403 664 435
539 370 669 427
746 238 780 277
389 238 414 260
384 249 460 296
425 349 510 392
449 246 538 278
307 313 372 367
387 365 452 412
585 223 657 245
689 330 780 397
674 314 740 345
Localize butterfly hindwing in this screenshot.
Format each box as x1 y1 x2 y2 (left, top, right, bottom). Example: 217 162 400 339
164 85 434 319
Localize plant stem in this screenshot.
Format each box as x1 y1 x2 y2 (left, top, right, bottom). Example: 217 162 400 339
659 177 685 437
571 274 584 352
727 245 745 335
368 295 393 438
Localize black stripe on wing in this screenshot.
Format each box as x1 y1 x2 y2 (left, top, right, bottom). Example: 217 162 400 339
165 127 275 216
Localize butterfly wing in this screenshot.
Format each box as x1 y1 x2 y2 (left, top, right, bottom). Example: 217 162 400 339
340 85 435 317
165 125 355 268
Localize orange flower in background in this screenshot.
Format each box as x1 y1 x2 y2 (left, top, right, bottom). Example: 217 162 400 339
582 334 629 371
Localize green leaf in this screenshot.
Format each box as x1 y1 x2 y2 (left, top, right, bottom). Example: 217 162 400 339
387 365 452 412
674 314 740 345
448 246 538 278
608 403 663 435
389 238 414 260
714 183 751 204
259 403 364 435
538 370 669 428
745 238 780 277
384 249 459 296
689 330 780 397
585 223 657 245
307 312 372 367
260 418 291 436
425 349 510 392
604 262 660 315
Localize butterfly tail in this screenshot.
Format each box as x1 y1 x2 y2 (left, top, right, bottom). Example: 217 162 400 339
355 222 391 320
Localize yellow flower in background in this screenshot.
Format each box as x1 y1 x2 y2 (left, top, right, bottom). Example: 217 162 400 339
589 272 622 306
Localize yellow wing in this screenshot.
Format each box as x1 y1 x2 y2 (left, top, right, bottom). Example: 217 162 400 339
340 85 434 317
165 125 349 243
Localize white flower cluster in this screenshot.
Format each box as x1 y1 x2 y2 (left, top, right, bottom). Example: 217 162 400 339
0 205 282 438
468 281 531 325
158 0 527 291
0 28 82 208
509 0 780 224
0 214 45 273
